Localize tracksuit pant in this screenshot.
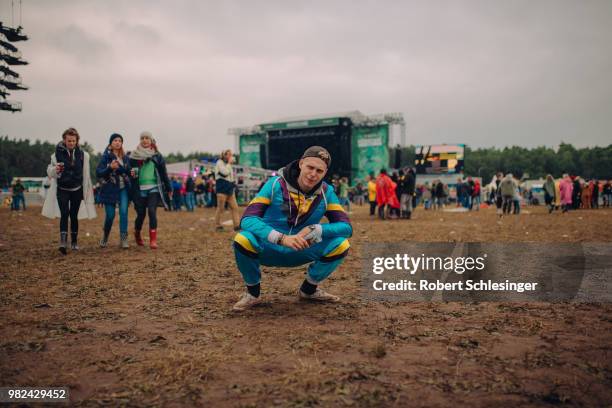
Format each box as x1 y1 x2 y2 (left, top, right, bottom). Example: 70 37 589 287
233 230 350 286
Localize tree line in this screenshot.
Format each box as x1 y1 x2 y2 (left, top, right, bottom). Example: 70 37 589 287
1 136 610 187
392 143 612 180
0 136 218 187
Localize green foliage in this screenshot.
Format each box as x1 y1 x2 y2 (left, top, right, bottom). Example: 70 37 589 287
1 136 609 188
0 137 218 186
464 143 612 179
392 144 612 180
0 136 56 187
80 141 100 178
0 137 103 187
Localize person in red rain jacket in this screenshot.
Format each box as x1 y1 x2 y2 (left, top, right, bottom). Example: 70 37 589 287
472 179 481 210
376 169 400 219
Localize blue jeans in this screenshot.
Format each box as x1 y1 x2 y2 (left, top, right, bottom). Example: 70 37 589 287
472 195 481 210
339 196 351 211
195 193 205 207
104 188 129 233
12 193 25 210
513 198 521 214
205 192 212 206
186 192 195 211
173 192 182 211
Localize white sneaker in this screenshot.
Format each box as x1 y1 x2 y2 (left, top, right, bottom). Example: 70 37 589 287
299 288 340 303
232 292 263 311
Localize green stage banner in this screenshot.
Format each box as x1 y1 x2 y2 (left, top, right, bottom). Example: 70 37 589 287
239 133 266 167
351 125 389 183
260 117 340 131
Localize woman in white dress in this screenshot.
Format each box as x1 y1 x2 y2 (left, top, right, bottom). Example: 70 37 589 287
42 127 96 254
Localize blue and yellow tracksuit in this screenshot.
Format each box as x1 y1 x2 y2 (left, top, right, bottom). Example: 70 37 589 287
233 163 352 286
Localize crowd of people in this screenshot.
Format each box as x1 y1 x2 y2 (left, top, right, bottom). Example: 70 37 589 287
325 168 446 219
548 174 611 213
137 173 217 212
327 169 612 219
3 131 611 255
93 151 243 229
4 134 608 314
481 172 611 216
37 128 246 254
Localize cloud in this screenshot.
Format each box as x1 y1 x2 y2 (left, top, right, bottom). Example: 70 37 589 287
1 0 611 155
46 24 111 63
114 21 161 46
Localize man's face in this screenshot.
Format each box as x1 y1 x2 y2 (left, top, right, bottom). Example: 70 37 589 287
298 157 327 191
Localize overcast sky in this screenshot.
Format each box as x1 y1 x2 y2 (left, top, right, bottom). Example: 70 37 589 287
1 0 611 154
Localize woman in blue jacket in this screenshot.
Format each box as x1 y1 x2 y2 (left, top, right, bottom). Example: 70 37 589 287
96 133 131 248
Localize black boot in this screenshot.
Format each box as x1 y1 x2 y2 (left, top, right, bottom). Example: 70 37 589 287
407 211 412 219
59 232 68 255
71 232 79 251
100 228 111 248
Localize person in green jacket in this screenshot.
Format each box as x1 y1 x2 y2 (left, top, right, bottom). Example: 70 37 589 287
543 175 557 214
127 131 172 249
338 177 351 212
11 178 25 211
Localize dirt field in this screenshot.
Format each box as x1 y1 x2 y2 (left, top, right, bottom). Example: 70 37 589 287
1 204 611 407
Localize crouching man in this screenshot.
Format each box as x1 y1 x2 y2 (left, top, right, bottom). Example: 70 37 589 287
232 146 352 311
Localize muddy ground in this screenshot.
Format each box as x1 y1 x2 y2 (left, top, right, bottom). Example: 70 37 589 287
1 204 611 407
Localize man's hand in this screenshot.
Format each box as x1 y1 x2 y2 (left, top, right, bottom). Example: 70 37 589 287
297 226 311 239
297 224 322 244
280 234 310 250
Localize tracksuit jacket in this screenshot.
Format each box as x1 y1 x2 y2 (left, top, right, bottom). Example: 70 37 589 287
233 160 352 286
